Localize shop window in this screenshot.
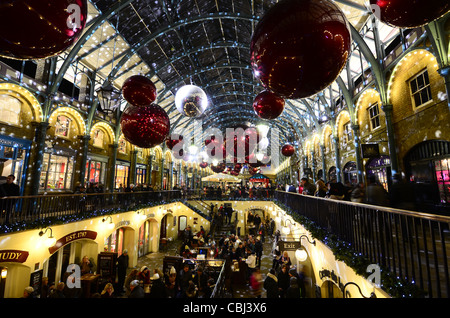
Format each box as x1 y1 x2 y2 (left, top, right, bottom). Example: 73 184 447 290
409 69 432 108
55 115 71 138
115 164 129 189
368 102 380 130
92 129 104 148
0 95 21 125
435 158 450 204
39 153 74 190
136 167 146 185
85 160 105 185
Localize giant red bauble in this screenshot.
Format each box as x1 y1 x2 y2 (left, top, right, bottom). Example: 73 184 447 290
0 0 88 60
122 75 157 107
120 104 170 148
253 90 285 120
250 0 351 99
369 0 449 28
281 144 295 157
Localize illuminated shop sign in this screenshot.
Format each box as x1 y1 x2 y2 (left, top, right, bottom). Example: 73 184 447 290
0 250 29 263
49 230 97 254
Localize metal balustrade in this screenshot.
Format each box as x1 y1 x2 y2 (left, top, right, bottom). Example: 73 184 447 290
275 190 450 298
0 190 182 226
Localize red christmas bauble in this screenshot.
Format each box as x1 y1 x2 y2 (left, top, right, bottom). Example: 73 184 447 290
199 162 208 169
165 135 183 150
281 144 295 157
224 129 260 161
253 90 285 120
120 104 170 148
122 75 157 107
369 0 449 28
250 0 351 99
211 162 226 173
0 0 88 60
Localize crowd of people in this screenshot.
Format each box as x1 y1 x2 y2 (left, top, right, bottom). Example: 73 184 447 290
285 173 417 211
203 183 274 200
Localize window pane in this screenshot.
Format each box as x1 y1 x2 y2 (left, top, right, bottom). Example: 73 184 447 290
423 70 430 85
410 79 418 93
416 74 425 89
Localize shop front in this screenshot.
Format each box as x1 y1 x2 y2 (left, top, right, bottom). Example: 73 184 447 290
366 155 391 191
85 153 108 187
343 161 358 185
39 145 76 193
135 163 147 186
114 160 130 190
0 135 31 196
404 140 450 212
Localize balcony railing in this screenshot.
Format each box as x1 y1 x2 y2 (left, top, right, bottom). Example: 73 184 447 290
275 190 450 298
0 190 182 228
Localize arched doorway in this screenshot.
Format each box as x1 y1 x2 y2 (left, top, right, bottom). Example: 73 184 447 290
138 219 158 257
328 166 336 181
343 161 357 185
44 238 98 289
366 155 391 191
404 140 450 210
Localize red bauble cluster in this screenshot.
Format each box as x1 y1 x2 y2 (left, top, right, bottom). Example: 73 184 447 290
253 90 285 120
122 75 157 107
281 144 295 157
211 163 226 173
0 0 88 59
369 0 449 28
165 135 183 150
120 75 169 148
120 104 170 149
250 0 351 99
166 135 184 157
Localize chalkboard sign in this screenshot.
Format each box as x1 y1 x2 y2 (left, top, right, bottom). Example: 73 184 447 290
30 269 43 298
97 252 117 280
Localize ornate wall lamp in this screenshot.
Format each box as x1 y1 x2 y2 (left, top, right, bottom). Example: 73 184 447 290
39 227 57 247
102 215 115 230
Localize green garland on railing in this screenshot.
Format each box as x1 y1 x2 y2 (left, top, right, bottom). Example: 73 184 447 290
0 198 214 234
272 199 427 298
0 199 180 234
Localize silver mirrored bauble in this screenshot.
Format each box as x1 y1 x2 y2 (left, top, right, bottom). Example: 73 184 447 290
175 85 208 117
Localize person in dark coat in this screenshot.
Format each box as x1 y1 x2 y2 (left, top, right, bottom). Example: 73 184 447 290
179 263 193 297
128 280 145 298
193 267 208 297
286 277 301 298
149 273 167 298
116 249 129 294
277 264 290 298
0 175 20 223
263 269 279 298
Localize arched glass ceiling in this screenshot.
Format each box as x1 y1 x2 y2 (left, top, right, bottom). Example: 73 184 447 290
52 0 407 153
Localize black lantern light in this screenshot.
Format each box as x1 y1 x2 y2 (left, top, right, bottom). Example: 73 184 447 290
96 82 122 113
